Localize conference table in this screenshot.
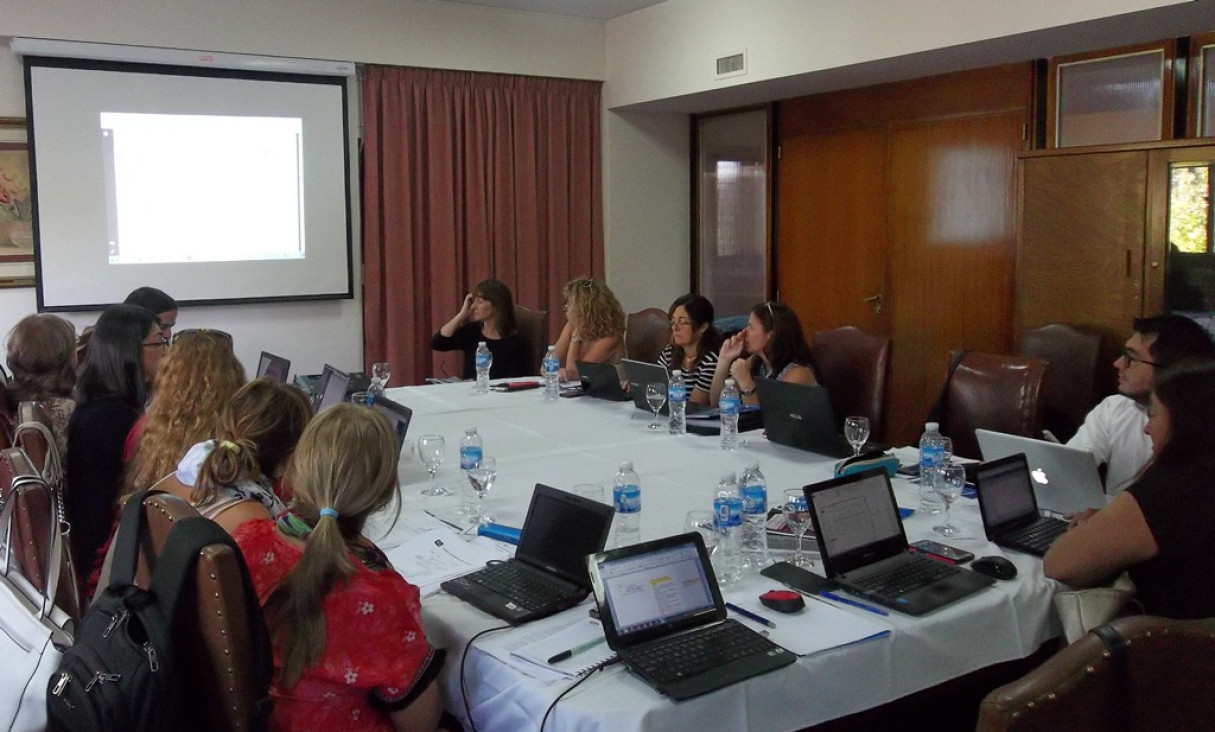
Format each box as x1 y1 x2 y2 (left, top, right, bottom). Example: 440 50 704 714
372 381 1060 731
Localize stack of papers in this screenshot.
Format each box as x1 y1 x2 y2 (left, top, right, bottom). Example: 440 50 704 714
383 526 513 596
476 611 613 683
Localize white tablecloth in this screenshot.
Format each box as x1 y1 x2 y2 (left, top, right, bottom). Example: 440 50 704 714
371 382 1060 731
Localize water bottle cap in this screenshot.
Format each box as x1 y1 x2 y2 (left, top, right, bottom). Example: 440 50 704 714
720 472 736 482
478 341 486 346
672 369 682 376
619 460 633 471
745 461 759 471
465 427 477 434
725 378 736 386
925 422 939 431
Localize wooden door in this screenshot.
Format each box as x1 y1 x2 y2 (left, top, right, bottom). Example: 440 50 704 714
776 127 888 335
886 112 1027 444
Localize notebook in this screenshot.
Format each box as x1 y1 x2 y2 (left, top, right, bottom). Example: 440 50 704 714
974 454 1070 557
755 378 852 458
621 359 710 415
586 532 795 701
804 468 994 616
441 484 615 624
256 351 290 383
975 429 1107 516
370 395 413 450
576 361 630 401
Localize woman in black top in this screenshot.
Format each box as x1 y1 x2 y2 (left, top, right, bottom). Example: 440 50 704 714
66 304 166 575
431 279 530 379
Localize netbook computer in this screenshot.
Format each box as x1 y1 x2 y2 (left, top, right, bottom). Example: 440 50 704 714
576 361 630 401
975 429 1107 516
755 378 852 458
621 359 710 415
441 484 614 624
256 351 290 383
370 395 413 451
804 468 994 615
313 364 351 413
587 532 794 701
974 454 1069 557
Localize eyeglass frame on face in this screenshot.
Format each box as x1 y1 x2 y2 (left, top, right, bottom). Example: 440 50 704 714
142 335 170 350
1119 346 1160 368
669 318 693 329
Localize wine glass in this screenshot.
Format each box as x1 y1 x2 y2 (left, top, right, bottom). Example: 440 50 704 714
934 464 966 537
370 362 391 396
843 416 870 457
684 510 720 557
644 382 666 430
941 436 954 466
782 488 813 568
417 434 448 496
466 456 497 525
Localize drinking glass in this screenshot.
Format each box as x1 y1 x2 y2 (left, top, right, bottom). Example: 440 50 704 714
417 434 448 496
843 416 870 457
644 382 666 430
782 488 813 568
573 483 607 505
934 464 966 537
684 510 720 557
942 436 954 466
466 457 497 525
370 361 391 396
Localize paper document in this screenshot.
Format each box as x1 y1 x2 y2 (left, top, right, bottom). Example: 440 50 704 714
510 617 614 678
383 527 512 596
475 608 607 683
723 583 889 656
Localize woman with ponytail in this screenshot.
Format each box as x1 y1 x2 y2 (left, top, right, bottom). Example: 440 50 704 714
234 404 445 732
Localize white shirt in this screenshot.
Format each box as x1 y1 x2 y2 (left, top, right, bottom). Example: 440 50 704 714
1067 394 1151 497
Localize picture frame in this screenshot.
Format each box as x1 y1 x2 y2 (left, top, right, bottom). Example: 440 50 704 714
0 118 34 288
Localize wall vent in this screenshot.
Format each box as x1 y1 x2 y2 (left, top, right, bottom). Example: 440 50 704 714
715 50 746 79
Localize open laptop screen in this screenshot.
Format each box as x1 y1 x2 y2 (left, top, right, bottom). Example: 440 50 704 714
810 470 903 557
315 365 350 413
370 396 412 450
597 541 716 637
517 485 613 585
976 454 1039 527
257 351 290 382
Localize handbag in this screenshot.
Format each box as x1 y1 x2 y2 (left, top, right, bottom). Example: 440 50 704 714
0 474 75 732
1052 572 1137 644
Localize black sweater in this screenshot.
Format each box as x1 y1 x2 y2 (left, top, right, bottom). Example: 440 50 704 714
431 324 532 379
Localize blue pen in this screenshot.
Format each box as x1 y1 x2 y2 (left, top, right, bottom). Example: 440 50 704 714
725 602 776 628
819 591 889 617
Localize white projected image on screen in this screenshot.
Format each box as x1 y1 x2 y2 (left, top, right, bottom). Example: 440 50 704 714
101 113 305 265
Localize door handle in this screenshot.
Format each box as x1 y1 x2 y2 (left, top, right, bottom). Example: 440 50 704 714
863 294 883 314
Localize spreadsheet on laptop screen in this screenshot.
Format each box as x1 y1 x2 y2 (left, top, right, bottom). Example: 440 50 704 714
600 543 715 636
811 473 902 556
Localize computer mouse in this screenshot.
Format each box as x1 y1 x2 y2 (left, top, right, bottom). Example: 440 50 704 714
971 555 1018 581
760 589 806 613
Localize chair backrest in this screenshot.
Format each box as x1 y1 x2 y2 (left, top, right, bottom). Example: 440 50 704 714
811 326 892 440
978 615 1215 731
514 305 549 373
1018 324 1102 442
626 308 671 365
939 351 1049 460
137 493 264 732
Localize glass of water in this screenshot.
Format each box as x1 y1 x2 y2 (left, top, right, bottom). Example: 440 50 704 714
934 464 966 538
782 488 813 568
418 434 448 496
684 510 720 556
466 456 497 525
843 416 870 457
645 382 666 430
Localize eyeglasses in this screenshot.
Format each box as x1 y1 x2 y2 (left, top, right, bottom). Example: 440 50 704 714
1119 347 1160 367
142 336 170 350
172 328 234 347
669 318 693 329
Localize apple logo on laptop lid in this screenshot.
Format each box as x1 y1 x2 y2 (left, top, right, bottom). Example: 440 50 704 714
1031 468 1049 485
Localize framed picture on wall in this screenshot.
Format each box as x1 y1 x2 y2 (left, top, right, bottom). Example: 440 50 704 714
0 117 34 288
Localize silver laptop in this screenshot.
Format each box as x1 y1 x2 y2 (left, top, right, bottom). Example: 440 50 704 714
975 429 1107 516
313 364 351 413
621 358 709 415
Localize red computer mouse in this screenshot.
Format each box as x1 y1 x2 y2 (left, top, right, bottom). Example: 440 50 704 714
760 589 805 613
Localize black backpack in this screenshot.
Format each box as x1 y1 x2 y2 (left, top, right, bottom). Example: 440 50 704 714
46 490 273 731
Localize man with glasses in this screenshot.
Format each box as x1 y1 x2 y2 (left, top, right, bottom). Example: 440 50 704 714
1068 315 1215 496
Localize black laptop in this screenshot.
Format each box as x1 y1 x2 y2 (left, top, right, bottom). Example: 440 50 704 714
313 364 351 413
804 468 994 616
755 378 852 458
620 359 710 415
369 395 413 451
586 532 794 701
441 484 614 624
576 361 630 401
256 351 290 383
975 454 1069 557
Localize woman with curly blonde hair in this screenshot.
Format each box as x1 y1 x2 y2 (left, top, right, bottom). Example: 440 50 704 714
554 277 626 380
123 330 246 494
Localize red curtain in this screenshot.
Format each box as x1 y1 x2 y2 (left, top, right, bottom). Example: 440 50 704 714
362 65 603 385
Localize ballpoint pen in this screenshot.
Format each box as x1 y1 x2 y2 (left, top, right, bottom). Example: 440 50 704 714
547 636 607 665
819 591 889 617
725 602 777 628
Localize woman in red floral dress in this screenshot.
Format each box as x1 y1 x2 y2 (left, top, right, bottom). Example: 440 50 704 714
234 404 446 732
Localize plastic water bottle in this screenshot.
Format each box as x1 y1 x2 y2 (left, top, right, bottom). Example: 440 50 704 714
459 427 483 471
738 462 769 569
919 422 946 514
668 369 687 435
613 461 641 545
543 345 560 401
474 341 492 394
713 473 744 585
720 378 740 451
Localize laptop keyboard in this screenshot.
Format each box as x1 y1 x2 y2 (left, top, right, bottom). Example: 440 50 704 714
467 563 578 611
627 620 776 683
850 554 958 597
1003 518 1068 553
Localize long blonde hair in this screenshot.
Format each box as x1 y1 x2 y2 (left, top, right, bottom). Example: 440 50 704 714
565 277 626 341
124 331 245 494
264 404 401 688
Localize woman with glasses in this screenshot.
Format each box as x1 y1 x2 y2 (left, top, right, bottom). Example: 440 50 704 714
554 277 626 381
124 286 178 339
1045 361 1215 618
432 278 531 379
710 301 817 406
657 294 723 406
66 304 165 574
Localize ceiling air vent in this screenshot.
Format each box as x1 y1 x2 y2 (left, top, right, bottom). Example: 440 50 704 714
715 50 746 79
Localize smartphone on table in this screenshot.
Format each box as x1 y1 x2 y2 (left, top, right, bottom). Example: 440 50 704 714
909 539 974 565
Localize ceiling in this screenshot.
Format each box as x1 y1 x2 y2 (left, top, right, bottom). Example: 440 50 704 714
427 0 666 21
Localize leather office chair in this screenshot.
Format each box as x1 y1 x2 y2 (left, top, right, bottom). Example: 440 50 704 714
937 351 1048 460
1018 324 1102 442
136 494 267 731
513 305 549 373
811 326 892 441
978 615 1215 731
626 308 670 365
